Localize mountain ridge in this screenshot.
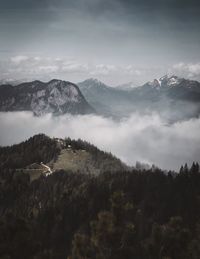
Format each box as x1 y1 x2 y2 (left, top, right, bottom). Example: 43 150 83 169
0 79 95 116
0 134 129 179
78 75 200 121
0 75 200 120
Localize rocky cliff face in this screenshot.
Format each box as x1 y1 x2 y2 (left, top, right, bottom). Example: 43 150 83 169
0 79 95 116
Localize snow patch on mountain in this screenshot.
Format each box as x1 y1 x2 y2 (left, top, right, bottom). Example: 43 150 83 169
147 75 183 90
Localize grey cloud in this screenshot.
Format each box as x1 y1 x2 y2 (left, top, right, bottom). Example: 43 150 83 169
169 62 200 81
0 56 148 85
2 56 200 85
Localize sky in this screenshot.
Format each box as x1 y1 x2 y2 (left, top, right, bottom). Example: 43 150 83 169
0 0 200 85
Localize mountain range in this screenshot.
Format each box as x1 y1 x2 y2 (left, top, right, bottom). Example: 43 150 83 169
78 75 200 121
0 75 200 121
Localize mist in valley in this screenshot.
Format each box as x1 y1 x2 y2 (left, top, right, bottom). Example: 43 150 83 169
0 111 199 171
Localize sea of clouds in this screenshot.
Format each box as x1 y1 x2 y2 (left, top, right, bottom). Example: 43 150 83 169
0 111 200 171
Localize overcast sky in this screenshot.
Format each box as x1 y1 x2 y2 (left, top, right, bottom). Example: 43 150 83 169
0 0 200 85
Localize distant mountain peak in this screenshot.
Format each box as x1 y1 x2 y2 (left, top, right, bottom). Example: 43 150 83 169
87 78 101 83
78 78 109 91
48 78 62 84
146 75 184 90
78 76 200 120
159 74 171 81
159 75 183 87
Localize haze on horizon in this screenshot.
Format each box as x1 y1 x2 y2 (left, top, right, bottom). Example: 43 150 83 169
0 0 200 85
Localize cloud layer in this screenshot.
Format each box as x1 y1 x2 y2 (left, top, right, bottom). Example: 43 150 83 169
0 56 147 86
170 62 200 81
2 56 200 86
0 111 200 171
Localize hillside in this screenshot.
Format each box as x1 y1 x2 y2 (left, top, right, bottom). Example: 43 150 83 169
0 134 128 179
0 139 200 258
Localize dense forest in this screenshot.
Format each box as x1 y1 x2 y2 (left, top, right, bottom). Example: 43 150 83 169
0 134 60 169
0 135 200 259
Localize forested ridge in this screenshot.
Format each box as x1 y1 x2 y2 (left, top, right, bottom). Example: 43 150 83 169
0 134 60 169
0 135 200 259
0 134 126 173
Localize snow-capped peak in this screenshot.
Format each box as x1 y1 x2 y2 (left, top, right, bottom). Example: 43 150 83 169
159 74 170 81
147 78 161 90
159 75 182 87
146 75 183 90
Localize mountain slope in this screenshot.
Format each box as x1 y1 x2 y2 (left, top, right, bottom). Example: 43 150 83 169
0 134 129 179
129 75 200 121
137 75 200 101
0 79 94 116
78 78 133 117
78 76 200 121
116 82 136 91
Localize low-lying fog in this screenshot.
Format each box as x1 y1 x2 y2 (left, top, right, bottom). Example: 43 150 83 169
0 111 200 171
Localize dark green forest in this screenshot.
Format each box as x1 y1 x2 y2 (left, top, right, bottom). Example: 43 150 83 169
0 135 200 259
